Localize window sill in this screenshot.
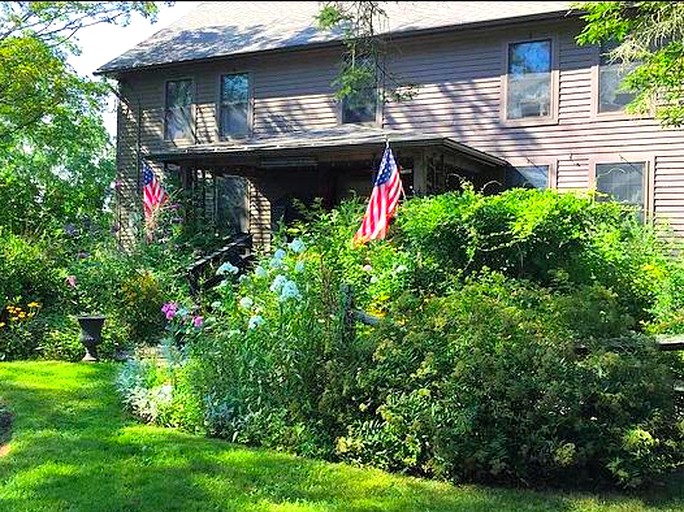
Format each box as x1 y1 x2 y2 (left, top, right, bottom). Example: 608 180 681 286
500 116 559 128
590 110 650 122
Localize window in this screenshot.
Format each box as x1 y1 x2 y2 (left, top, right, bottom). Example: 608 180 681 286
342 87 377 124
164 79 193 140
506 39 552 120
595 161 645 213
505 164 549 189
598 44 636 114
219 73 250 138
341 57 377 124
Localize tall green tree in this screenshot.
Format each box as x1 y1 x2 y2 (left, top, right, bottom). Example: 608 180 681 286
576 2 684 126
0 2 164 236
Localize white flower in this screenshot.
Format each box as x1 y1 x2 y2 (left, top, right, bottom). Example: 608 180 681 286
248 315 265 329
217 261 239 275
288 238 306 253
362 264 373 272
238 274 248 283
370 276 379 284
239 296 254 309
270 274 287 293
279 280 301 301
273 248 286 260
294 260 305 273
255 266 268 278
394 264 408 273
210 301 222 309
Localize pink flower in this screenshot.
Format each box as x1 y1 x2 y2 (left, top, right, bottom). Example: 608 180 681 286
161 302 178 321
65 275 77 288
192 316 204 328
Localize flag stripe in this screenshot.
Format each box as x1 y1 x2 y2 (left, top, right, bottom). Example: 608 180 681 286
354 146 404 244
142 160 168 227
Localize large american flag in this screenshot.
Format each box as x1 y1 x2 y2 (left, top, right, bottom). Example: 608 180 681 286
354 145 404 244
142 160 168 223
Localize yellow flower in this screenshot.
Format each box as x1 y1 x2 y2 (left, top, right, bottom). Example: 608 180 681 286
0 322 5 328
27 301 40 308
18 312 26 319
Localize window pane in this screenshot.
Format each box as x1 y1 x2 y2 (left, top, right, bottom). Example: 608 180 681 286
505 165 549 189
342 88 376 124
220 104 248 137
220 74 249 137
599 46 636 113
221 74 249 104
166 106 193 140
216 175 248 233
165 80 193 140
507 40 552 119
596 162 644 207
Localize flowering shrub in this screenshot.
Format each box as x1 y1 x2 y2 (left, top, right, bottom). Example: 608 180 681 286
161 301 205 348
117 190 684 488
0 302 44 360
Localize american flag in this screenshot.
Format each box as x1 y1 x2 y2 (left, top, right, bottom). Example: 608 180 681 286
142 160 168 223
354 145 404 244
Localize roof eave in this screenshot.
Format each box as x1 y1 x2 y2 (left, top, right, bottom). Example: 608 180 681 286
95 7 579 77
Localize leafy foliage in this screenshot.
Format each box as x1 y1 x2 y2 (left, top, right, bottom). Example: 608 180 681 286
316 1 418 104
120 189 684 488
575 1 684 126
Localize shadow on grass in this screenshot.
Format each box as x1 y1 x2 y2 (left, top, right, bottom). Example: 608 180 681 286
0 362 682 512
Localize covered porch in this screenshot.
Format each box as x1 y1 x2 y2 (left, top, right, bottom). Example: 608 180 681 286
150 127 508 248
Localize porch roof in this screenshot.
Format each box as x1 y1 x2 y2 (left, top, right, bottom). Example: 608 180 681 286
148 126 508 169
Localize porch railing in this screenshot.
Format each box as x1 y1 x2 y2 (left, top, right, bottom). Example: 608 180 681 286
186 232 253 295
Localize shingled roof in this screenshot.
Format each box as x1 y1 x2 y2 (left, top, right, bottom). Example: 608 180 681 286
97 1 574 75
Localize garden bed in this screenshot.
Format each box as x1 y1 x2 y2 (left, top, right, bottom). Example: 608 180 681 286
1 361 682 511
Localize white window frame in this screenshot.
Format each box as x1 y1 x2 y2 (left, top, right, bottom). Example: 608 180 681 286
588 154 654 221
505 158 557 190
217 71 253 140
501 36 559 126
591 45 639 120
163 78 195 142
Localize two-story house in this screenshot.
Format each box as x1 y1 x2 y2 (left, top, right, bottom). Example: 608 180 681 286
97 1 684 248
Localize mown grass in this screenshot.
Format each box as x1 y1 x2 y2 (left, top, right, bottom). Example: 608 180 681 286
0 361 682 512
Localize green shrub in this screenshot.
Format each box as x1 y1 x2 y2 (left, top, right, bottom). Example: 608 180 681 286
0 231 64 309
118 189 684 488
394 188 678 324
337 273 684 487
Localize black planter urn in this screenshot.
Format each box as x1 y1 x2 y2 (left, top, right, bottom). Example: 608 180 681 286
76 315 106 362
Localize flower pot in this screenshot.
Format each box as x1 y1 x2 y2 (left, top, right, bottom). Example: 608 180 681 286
76 315 106 362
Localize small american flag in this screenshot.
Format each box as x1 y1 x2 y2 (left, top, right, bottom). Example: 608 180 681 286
142 160 168 224
354 145 404 244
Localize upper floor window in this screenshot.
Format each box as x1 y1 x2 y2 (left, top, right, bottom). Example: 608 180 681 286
505 164 549 189
341 56 377 124
595 161 646 215
598 44 637 114
164 79 193 140
506 39 552 120
342 87 377 124
220 73 250 138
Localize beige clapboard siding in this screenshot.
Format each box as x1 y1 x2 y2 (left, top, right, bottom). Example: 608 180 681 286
115 15 684 245
655 156 684 235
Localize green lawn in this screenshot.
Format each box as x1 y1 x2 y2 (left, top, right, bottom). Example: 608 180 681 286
0 362 682 512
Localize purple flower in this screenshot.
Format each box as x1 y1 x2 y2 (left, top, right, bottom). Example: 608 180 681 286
192 316 204 328
161 302 178 321
65 275 77 288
